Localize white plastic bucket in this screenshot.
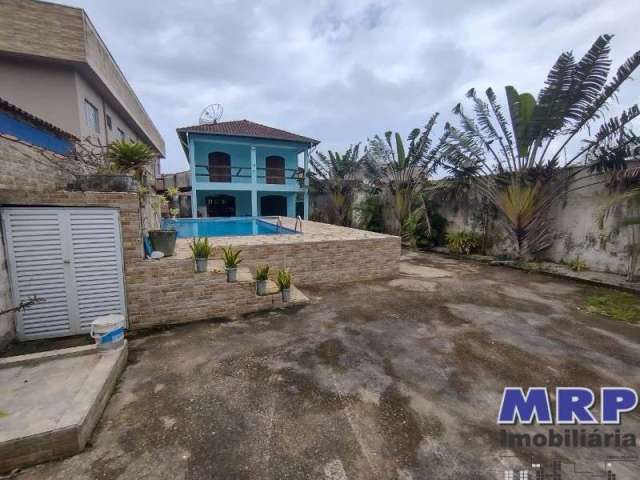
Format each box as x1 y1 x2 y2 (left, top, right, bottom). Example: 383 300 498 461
91 314 125 352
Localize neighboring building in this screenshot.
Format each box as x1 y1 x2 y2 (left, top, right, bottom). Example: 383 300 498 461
0 98 86 347
176 120 319 219
0 0 165 176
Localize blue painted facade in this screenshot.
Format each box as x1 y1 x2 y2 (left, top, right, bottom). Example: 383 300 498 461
0 110 73 155
186 133 312 219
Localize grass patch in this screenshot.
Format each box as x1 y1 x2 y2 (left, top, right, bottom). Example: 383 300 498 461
585 290 640 324
0 410 8 418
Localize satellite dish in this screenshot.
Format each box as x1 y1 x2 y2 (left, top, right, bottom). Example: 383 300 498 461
199 104 223 125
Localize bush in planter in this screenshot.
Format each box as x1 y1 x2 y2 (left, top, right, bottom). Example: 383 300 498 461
107 140 155 181
189 237 213 272
255 264 270 295
221 246 242 282
276 269 292 302
445 231 482 255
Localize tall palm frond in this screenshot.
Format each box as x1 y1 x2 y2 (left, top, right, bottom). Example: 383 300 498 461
441 34 640 258
364 113 444 237
309 144 363 226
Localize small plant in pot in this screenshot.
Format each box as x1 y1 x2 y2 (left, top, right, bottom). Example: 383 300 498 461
255 264 270 295
169 207 180 219
189 237 213 273
222 246 242 282
276 269 292 302
166 186 179 201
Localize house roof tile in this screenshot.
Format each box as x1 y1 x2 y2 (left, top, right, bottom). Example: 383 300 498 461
177 119 319 146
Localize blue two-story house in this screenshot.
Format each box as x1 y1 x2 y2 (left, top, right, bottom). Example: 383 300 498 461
176 120 319 219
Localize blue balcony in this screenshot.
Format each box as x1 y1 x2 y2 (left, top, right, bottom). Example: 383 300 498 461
194 165 305 187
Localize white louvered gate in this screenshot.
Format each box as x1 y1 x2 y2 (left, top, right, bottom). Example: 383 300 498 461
1 207 126 340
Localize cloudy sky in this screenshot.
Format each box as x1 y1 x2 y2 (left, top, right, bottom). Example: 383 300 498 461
58 0 639 173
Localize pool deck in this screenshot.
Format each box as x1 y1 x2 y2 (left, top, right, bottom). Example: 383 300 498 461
174 217 394 258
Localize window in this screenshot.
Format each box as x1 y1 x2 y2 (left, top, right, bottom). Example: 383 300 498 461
117 128 126 141
106 114 112 130
265 156 285 184
84 100 99 133
208 152 231 182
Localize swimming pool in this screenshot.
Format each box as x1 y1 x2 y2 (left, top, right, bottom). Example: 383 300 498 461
161 217 298 238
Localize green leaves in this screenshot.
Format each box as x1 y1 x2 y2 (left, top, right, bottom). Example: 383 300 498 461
107 140 155 179
221 246 242 268
309 144 363 227
505 86 536 158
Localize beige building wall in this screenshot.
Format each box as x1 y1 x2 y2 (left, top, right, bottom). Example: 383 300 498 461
0 59 81 137
0 0 165 156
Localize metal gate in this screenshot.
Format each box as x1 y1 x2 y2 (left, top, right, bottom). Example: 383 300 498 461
1 207 127 340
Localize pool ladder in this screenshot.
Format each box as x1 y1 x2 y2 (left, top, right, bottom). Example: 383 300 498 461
275 216 302 232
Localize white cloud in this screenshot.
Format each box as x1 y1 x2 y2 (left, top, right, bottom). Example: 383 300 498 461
58 0 640 172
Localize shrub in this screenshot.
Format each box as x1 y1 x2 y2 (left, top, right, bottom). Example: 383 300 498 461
107 140 154 180
189 237 213 259
169 207 179 217
166 187 179 198
566 257 588 272
221 246 242 269
446 231 482 255
276 270 292 290
355 192 385 233
255 264 270 281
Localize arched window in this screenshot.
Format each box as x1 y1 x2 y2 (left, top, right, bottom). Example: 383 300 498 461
265 155 285 184
208 152 231 182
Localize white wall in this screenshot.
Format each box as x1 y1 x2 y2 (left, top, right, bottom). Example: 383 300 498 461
436 169 634 276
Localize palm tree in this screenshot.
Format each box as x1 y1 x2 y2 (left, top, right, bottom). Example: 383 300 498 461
309 144 363 227
107 140 155 182
441 34 640 258
364 113 445 239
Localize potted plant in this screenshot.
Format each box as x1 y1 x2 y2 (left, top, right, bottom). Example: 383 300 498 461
221 246 242 282
169 207 180 219
166 186 179 201
189 237 213 273
255 264 270 295
148 226 177 256
276 269 292 302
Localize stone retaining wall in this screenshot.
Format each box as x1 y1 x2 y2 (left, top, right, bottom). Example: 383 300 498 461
0 192 400 332
125 259 285 329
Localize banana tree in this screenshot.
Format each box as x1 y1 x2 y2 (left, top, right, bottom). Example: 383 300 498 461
309 144 363 227
364 113 446 238
441 34 640 258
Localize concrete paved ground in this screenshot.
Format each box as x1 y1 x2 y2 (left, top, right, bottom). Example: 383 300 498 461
18 252 640 479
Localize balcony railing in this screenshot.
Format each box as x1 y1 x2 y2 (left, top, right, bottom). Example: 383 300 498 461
195 166 305 185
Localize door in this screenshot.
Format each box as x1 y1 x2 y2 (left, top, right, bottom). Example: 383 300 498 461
206 195 236 217
260 195 287 216
265 156 285 184
2 207 126 340
208 152 231 182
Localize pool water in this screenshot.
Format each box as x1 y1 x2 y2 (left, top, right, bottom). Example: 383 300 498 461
161 217 298 238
